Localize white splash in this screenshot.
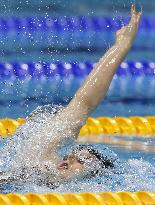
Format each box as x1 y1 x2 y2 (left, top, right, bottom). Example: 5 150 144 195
0 105 155 193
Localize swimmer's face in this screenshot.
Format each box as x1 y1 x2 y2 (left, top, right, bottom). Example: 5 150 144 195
57 149 98 179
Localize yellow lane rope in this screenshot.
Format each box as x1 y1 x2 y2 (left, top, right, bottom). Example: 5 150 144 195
80 116 155 136
0 116 155 137
0 192 154 205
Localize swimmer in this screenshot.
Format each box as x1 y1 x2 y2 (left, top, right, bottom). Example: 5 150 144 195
0 5 141 190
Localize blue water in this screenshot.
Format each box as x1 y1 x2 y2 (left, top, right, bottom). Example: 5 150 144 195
0 133 155 193
0 76 155 118
0 0 154 63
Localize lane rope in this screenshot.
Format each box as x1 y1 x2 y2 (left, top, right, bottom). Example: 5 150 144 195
1 116 155 137
0 192 154 205
0 16 154 32
0 61 155 78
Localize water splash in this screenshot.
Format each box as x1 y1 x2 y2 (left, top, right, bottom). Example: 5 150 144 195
0 105 66 190
0 105 155 193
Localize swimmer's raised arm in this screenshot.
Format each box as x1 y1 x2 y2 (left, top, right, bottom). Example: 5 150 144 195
63 5 141 125
49 5 141 151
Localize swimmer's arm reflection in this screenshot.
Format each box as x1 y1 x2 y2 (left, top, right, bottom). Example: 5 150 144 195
58 5 141 137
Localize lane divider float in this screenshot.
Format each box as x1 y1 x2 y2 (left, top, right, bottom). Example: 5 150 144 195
0 192 154 205
0 61 155 78
1 116 155 137
0 16 154 33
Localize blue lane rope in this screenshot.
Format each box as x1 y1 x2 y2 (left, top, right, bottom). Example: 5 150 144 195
0 16 154 32
0 61 155 101
0 61 155 78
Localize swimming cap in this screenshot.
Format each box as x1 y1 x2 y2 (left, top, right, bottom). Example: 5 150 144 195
58 142 119 169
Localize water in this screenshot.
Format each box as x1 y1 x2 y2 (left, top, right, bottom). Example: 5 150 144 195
0 75 155 118
54 141 155 192
0 0 154 118
0 105 154 193
0 0 154 63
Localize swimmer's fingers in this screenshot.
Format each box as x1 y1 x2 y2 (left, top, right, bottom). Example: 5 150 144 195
130 4 142 26
131 4 136 16
115 4 141 44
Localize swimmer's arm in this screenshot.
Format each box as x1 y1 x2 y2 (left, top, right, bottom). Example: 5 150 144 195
64 5 141 123
48 6 141 152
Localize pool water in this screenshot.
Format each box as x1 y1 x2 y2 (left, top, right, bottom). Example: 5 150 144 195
0 0 154 118
0 106 154 193
1 136 155 193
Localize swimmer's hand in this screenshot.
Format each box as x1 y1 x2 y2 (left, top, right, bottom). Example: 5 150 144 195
116 4 142 48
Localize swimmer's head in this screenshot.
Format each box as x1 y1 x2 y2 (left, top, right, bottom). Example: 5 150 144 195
57 143 117 180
